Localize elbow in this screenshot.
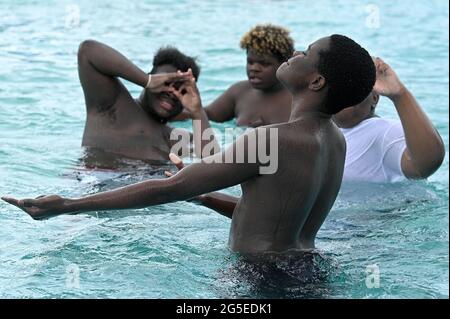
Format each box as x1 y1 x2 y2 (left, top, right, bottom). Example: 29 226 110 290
77 39 98 60
426 139 446 178
411 147 446 180
428 142 446 176
435 140 446 167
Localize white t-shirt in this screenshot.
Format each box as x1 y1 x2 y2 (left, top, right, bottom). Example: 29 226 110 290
340 117 407 183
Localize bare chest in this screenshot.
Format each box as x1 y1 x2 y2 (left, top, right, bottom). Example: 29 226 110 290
234 92 291 127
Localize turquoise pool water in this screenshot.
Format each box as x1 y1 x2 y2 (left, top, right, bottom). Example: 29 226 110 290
0 0 448 298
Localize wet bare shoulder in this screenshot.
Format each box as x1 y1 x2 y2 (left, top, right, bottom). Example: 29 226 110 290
228 80 252 97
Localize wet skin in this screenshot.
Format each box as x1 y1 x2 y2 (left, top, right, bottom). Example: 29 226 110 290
174 51 292 127
332 91 379 129
81 66 178 163
77 40 212 165
3 37 348 254
332 57 445 179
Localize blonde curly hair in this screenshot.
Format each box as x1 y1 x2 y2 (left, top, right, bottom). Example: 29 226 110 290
240 24 295 62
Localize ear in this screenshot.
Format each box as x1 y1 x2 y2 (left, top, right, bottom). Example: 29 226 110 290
371 91 380 109
309 75 326 91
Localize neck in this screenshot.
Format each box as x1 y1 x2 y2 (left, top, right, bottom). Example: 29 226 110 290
289 92 331 121
353 112 378 127
260 81 284 94
136 90 167 124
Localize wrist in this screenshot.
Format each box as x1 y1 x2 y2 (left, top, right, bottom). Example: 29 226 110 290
389 84 408 103
190 106 204 119
64 198 80 213
145 74 152 89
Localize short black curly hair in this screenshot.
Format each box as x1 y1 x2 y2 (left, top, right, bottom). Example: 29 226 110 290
317 35 376 114
151 46 200 81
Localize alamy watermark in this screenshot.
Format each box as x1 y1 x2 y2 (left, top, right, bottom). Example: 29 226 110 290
66 263 81 289
170 122 279 175
365 264 380 289
365 4 380 29
65 4 80 29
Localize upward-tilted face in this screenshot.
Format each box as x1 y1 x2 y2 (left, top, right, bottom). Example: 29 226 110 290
276 37 330 93
145 64 184 120
332 91 379 128
246 50 283 90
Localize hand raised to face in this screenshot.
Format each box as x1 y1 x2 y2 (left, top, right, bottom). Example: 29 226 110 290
372 57 406 100
168 69 202 114
146 70 191 94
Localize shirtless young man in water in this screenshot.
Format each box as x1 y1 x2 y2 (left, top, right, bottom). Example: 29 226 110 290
76 40 217 166
3 35 376 254
173 24 294 127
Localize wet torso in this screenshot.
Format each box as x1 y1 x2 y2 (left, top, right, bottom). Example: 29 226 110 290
82 89 174 165
228 118 346 253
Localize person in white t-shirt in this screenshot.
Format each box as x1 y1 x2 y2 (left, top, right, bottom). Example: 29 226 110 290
333 58 445 183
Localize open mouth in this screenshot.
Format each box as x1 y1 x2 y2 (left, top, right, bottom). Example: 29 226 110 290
160 100 174 111
158 94 177 112
249 76 263 84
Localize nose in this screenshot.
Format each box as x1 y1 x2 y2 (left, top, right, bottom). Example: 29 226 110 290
248 63 262 72
293 50 306 58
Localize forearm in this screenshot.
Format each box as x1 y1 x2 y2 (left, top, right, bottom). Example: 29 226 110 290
393 87 445 176
65 178 185 214
192 192 239 219
79 40 148 87
191 108 220 158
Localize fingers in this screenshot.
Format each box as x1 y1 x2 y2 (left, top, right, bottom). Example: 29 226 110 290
162 69 194 87
170 88 183 100
175 69 194 83
1 197 37 210
373 57 389 74
164 171 174 177
1 196 20 206
169 153 184 170
159 86 176 94
165 153 184 177
165 71 190 82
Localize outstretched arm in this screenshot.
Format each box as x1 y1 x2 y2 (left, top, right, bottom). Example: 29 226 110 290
3 132 262 220
374 58 445 179
165 154 239 219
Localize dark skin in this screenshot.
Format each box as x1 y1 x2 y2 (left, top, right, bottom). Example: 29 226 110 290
77 40 217 165
333 58 445 179
3 37 346 254
172 50 292 127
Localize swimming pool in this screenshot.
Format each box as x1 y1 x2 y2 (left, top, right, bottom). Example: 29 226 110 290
0 0 448 298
